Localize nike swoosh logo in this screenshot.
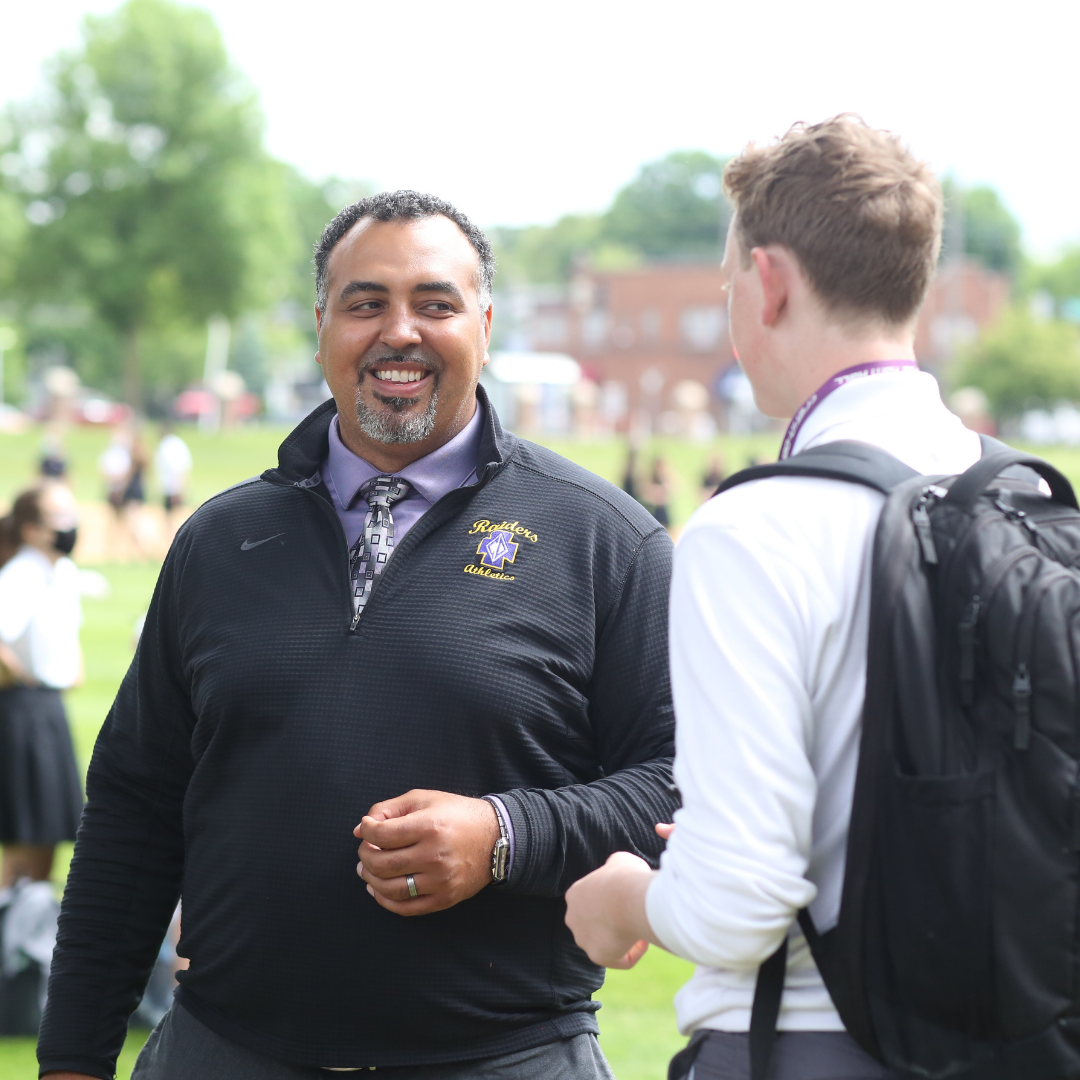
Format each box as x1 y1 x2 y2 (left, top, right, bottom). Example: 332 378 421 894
241 533 284 551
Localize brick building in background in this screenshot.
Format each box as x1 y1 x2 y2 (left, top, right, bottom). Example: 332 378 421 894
498 257 1010 435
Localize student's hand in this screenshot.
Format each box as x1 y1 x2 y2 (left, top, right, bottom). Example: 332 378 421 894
355 790 501 916
655 822 675 841
564 851 656 968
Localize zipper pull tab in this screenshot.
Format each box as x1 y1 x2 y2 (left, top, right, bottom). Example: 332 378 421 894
958 596 981 707
1012 663 1032 750
912 487 942 565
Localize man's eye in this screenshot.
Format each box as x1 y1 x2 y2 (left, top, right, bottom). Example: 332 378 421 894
424 302 453 312
352 301 383 312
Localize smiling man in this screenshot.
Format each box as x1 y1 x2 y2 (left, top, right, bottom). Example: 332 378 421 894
37 191 677 1080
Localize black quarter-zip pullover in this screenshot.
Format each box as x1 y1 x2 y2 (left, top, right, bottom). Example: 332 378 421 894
38 390 677 1078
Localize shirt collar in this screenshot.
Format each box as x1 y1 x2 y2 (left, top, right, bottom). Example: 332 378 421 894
793 366 937 455
325 399 485 510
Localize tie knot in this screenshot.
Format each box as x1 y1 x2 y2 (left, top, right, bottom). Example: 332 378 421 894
356 474 410 510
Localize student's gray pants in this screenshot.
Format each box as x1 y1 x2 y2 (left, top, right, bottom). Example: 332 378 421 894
132 1003 616 1080
681 1030 900 1080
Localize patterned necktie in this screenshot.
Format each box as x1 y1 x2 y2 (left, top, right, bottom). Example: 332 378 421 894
348 474 411 624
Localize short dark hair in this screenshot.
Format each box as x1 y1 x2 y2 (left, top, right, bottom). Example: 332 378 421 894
314 190 495 314
723 115 943 327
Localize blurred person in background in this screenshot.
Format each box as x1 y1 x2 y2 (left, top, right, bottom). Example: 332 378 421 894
39 428 69 482
153 423 193 540
621 442 640 502
0 484 84 888
645 455 674 530
700 454 726 502
98 428 131 516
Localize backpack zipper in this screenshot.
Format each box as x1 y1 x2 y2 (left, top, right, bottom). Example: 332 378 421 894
1010 567 1071 751
995 493 1072 566
958 596 981 707
912 485 949 565
1011 664 1032 750
951 548 1039 716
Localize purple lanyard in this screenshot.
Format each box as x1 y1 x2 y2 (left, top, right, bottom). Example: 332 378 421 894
778 360 919 460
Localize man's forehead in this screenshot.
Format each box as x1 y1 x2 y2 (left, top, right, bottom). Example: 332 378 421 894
327 215 480 285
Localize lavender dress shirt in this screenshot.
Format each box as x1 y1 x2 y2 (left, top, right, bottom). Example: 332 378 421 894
319 399 515 871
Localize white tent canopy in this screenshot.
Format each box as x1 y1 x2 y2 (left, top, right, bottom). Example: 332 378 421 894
488 351 581 386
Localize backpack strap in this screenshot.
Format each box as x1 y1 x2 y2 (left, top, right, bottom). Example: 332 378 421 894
943 434 1078 512
715 440 918 498
749 934 789 1080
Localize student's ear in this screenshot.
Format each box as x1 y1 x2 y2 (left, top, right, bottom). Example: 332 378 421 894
751 247 788 327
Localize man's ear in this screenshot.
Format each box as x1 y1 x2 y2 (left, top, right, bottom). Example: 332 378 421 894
751 247 788 327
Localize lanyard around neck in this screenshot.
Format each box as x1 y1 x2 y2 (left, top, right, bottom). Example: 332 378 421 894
778 360 919 460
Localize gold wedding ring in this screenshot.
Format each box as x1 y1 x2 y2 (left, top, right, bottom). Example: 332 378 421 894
406 874 418 899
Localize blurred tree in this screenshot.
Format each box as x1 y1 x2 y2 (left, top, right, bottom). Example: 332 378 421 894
1032 245 1080 321
601 150 730 261
953 307 1080 417
0 188 27 295
492 150 729 286
0 0 290 408
492 215 604 285
942 180 1023 277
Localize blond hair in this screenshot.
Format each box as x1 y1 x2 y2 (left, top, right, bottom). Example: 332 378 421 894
723 115 943 327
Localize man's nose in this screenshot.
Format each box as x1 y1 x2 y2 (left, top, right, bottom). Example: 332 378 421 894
379 305 423 350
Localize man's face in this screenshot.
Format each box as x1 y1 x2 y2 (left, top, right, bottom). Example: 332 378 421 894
316 215 491 457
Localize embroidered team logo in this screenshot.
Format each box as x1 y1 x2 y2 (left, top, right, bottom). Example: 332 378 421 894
476 530 518 570
464 519 538 581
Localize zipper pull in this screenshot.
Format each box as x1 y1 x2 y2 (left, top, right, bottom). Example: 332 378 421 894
958 596 981 707
1012 663 1032 750
912 486 946 565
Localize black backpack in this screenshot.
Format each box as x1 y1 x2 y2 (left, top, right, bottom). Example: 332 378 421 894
714 437 1080 1080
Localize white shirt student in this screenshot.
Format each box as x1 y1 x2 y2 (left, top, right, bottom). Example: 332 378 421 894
564 116 964 1080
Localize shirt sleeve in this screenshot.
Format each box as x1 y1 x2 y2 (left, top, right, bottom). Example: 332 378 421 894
494 526 679 896
645 512 819 971
0 560 34 644
37 540 197 1080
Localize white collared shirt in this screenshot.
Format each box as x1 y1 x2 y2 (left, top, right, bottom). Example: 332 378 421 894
0 547 83 689
646 369 981 1035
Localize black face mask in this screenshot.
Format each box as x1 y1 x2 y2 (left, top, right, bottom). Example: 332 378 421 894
53 528 77 556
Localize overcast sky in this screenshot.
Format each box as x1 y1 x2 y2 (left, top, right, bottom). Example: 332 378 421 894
3 0 1077 255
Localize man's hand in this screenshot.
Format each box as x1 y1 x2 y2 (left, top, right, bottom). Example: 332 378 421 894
354 789 501 916
564 851 658 969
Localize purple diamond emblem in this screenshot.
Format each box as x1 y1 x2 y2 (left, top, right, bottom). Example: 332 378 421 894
476 529 519 570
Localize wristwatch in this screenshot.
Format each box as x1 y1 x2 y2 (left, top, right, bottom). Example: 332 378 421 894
485 797 510 885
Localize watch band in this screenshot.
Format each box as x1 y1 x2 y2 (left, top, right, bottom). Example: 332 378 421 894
484 796 510 885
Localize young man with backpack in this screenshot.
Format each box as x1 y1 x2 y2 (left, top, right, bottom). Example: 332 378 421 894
566 116 1080 1079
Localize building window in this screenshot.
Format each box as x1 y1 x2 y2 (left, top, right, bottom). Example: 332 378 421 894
534 314 567 347
680 306 726 352
612 321 635 349
641 308 661 344
581 310 609 350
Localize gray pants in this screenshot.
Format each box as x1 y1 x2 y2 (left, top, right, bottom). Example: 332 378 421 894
133 1004 615 1080
685 1030 899 1080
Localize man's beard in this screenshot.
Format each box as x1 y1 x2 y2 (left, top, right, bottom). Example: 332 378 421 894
354 380 440 445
